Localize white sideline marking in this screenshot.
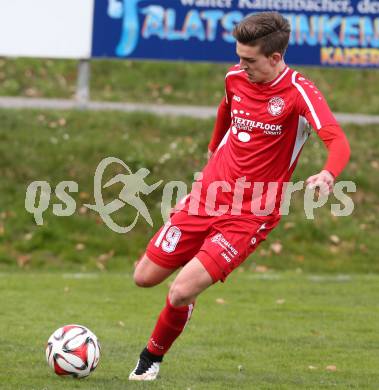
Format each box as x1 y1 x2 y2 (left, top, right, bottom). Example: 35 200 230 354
249 273 354 282
307 275 352 282
0 272 375 284
62 273 99 279
250 273 282 280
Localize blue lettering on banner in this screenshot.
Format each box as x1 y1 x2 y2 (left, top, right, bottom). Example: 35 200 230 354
91 0 379 68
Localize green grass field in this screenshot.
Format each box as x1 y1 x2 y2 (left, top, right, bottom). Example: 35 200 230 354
0 58 378 114
1 271 379 389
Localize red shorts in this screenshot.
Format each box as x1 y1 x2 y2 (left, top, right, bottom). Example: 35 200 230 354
146 210 280 283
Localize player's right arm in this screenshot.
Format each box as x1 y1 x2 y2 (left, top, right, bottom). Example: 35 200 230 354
208 96 232 159
207 66 237 159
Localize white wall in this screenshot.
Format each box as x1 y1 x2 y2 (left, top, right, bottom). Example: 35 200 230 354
0 0 94 58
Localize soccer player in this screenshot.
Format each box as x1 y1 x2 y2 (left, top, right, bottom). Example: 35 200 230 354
129 12 350 380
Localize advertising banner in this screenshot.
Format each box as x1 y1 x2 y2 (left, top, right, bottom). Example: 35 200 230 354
92 0 379 68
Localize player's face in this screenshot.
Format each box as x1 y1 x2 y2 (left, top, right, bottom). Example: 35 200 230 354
236 42 282 84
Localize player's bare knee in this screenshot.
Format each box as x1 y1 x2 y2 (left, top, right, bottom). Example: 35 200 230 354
133 270 155 288
168 284 192 307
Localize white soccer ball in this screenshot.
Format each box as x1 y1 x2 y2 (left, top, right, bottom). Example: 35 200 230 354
45 324 100 378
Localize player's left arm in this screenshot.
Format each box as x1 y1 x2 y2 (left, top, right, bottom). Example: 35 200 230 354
294 75 351 194
306 124 350 194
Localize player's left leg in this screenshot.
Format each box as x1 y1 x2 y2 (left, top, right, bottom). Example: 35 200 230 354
129 257 214 381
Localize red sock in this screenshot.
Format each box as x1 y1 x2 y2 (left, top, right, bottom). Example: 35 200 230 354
147 295 195 356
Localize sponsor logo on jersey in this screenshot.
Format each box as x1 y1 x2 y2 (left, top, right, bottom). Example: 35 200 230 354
211 233 238 260
251 223 267 245
268 97 285 117
233 95 242 102
221 252 232 263
233 116 283 135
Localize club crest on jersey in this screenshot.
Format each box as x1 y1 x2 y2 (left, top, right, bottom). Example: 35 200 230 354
267 97 285 117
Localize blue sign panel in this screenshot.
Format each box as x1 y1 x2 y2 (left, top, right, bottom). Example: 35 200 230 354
92 0 379 68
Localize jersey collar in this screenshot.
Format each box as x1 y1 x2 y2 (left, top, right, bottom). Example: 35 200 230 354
267 66 290 88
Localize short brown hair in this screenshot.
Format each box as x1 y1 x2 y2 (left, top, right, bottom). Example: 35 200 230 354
233 12 291 57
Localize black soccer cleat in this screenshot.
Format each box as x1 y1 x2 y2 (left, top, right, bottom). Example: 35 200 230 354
129 347 163 381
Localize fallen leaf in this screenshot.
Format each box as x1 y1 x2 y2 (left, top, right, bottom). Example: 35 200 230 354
96 250 115 270
255 265 268 273
359 244 368 253
58 118 67 127
96 262 105 271
296 255 305 263
79 192 90 200
75 243 85 251
371 160 379 169
259 249 269 257
158 153 171 164
25 87 39 97
326 365 337 372
64 286 70 293
270 242 283 254
78 206 88 215
98 250 114 263
276 299 285 305
163 85 173 95
169 141 178 150
238 365 243 371
284 222 295 230
17 254 31 268
308 365 317 370
118 321 125 327
329 235 340 245
0 224 4 236
24 233 33 241
216 298 226 304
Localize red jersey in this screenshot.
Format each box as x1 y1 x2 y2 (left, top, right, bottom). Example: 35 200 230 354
180 65 350 217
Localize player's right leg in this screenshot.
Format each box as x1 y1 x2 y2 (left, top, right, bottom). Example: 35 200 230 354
133 254 177 288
